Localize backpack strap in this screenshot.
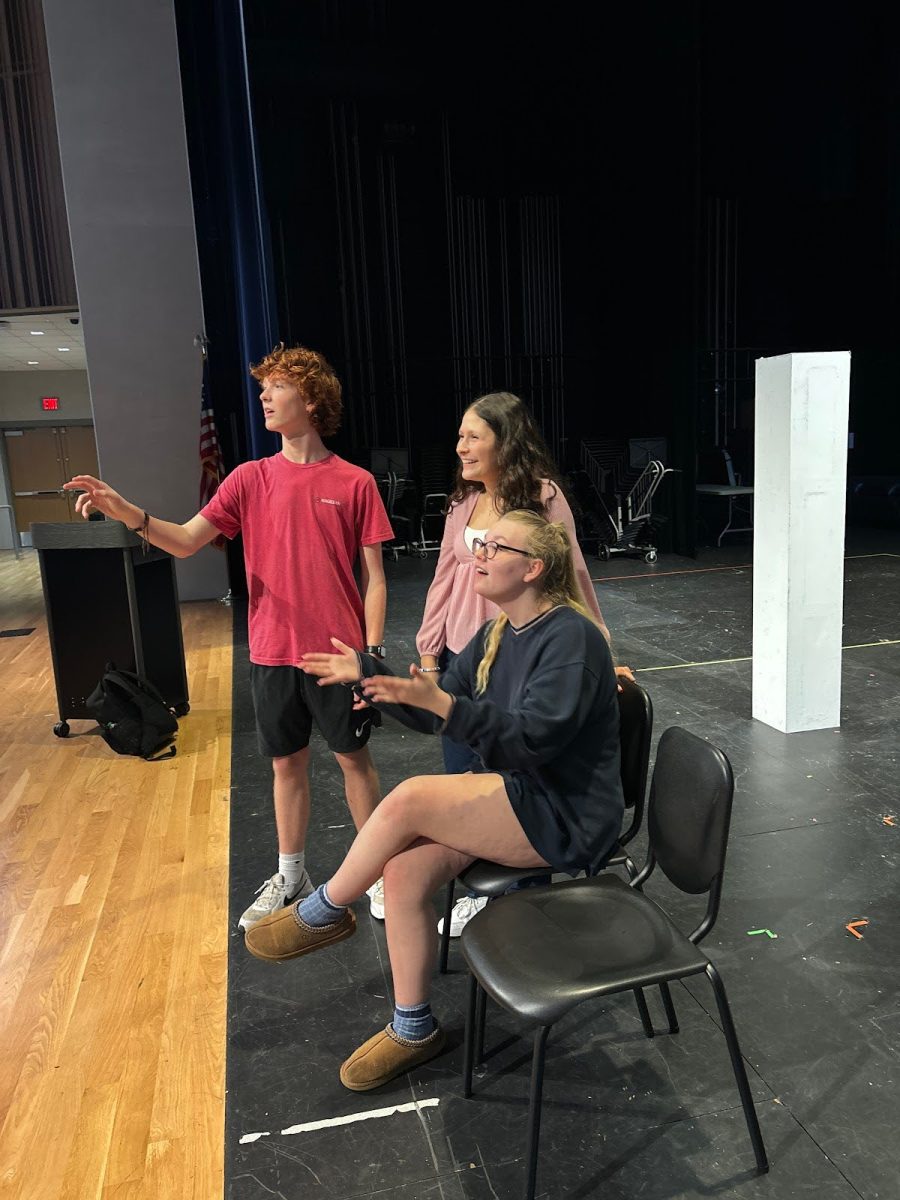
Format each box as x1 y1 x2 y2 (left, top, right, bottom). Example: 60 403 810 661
105 668 170 709
121 668 170 709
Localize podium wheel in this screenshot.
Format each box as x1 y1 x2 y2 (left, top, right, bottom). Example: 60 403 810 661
174 702 190 718
53 721 70 738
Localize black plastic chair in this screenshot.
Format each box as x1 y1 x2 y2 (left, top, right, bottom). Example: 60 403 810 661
459 726 768 1200
438 676 653 974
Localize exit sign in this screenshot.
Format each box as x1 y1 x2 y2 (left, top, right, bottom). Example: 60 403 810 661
41 397 59 411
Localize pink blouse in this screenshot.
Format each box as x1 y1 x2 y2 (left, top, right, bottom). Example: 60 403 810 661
415 480 606 657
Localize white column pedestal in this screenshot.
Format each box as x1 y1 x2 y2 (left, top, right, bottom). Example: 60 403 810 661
752 351 851 733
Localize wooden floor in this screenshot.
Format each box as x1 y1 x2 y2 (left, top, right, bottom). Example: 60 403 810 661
0 549 232 1199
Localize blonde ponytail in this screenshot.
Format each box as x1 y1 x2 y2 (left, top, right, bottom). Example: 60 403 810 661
475 613 509 695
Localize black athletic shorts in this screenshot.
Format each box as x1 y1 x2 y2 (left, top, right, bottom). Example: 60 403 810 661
250 664 379 757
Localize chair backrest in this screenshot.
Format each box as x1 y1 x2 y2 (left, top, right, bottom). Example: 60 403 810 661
647 727 734 898
697 446 738 487
616 678 653 843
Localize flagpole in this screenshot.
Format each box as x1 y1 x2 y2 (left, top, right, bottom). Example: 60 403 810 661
196 332 231 605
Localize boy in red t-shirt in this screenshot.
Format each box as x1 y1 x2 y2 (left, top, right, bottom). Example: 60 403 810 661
66 345 394 928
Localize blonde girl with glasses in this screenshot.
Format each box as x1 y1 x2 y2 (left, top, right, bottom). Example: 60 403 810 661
244 510 625 1093
418 390 633 935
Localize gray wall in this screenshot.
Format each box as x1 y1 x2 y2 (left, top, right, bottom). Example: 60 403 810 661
40 0 227 601
0 369 92 422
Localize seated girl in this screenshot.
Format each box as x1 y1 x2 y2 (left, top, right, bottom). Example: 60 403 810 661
244 509 625 1091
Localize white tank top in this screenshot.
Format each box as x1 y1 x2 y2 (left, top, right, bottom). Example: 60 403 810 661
464 525 489 552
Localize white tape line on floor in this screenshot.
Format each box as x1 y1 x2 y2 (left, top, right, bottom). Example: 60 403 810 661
239 1097 441 1144
637 639 900 673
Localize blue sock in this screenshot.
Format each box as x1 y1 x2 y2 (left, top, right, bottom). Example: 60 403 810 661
392 1000 436 1042
296 882 346 927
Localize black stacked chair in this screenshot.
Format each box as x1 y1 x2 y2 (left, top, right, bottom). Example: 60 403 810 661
438 676 653 973
410 444 453 556
459 726 769 1200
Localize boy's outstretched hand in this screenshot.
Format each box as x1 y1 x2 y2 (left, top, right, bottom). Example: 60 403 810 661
300 638 362 686
64 475 135 523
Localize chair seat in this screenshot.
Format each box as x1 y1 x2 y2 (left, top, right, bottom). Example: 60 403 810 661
460 873 710 1026
458 842 629 898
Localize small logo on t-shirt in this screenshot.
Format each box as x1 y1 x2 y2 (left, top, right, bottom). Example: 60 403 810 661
317 497 343 507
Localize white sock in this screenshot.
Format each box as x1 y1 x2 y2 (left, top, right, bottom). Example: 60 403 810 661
279 852 306 890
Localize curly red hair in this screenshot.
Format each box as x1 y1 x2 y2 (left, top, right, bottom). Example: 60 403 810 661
250 344 343 438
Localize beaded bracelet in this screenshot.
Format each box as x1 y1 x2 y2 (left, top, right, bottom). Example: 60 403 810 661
130 510 151 555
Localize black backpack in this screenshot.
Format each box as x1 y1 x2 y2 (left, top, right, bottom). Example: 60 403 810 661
86 665 179 760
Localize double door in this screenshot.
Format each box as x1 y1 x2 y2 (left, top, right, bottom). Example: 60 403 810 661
4 425 99 533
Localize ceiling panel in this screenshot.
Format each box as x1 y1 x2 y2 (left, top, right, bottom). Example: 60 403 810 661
0 311 86 370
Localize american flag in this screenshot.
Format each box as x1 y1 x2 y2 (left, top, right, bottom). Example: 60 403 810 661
199 357 226 510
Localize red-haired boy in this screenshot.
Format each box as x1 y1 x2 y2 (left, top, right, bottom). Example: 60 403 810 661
67 345 394 927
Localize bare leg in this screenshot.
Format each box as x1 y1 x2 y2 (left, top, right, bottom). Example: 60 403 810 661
382 839 473 1005
327 773 548 907
334 746 381 832
272 747 311 854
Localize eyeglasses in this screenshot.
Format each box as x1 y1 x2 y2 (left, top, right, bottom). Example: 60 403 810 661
472 538 533 560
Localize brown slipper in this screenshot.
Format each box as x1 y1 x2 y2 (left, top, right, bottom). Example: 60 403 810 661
340 1023 446 1091
245 904 356 962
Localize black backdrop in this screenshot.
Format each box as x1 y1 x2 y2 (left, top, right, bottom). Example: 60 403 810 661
176 0 900 560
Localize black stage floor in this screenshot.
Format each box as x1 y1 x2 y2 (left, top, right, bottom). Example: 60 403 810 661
225 532 900 1200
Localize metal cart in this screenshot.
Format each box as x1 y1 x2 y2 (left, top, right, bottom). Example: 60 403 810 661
581 443 673 564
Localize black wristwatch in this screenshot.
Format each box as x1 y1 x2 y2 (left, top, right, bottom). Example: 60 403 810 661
366 644 386 659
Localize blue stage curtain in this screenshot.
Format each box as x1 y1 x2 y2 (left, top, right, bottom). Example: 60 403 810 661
176 0 280 462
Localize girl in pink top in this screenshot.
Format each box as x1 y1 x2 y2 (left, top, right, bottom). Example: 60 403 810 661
416 479 608 662
415 391 632 935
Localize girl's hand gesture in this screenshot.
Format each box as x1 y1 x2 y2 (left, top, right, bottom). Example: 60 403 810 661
360 663 450 718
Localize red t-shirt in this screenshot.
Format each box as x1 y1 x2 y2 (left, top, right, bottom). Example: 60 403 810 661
201 452 394 665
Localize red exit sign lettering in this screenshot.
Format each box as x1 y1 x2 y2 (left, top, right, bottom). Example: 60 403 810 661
41 397 59 411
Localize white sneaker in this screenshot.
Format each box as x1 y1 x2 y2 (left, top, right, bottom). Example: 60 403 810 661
367 877 385 920
239 870 314 931
437 895 488 938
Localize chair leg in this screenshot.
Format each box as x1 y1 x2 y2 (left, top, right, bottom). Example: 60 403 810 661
438 879 455 974
463 973 478 1098
706 964 769 1173
474 977 487 1067
524 1026 551 1200
624 854 638 880
633 987 654 1038
659 982 679 1034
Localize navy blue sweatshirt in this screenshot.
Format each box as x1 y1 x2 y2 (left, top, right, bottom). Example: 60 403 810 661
359 605 624 874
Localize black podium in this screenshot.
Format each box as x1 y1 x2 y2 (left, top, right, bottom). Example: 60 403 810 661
32 521 190 737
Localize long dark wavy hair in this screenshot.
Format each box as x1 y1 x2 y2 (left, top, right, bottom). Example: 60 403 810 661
447 392 564 515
